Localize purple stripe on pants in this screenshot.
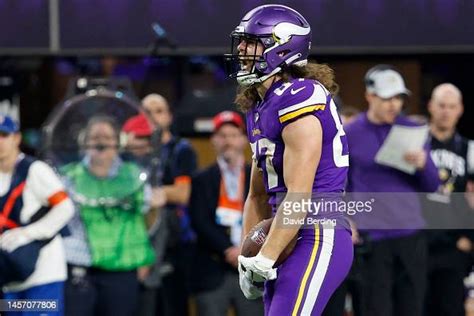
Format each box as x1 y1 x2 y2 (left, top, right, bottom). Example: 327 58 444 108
264 225 353 315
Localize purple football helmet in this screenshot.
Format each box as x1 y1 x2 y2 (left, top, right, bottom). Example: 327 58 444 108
225 4 312 86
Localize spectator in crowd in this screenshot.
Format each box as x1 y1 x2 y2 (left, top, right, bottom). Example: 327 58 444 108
0 114 74 315
121 113 167 222
189 111 263 316
333 95 359 126
122 114 166 220
345 65 440 316
423 83 474 316
142 94 198 316
122 114 154 158
340 106 360 126
121 113 168 316
62 115 155 316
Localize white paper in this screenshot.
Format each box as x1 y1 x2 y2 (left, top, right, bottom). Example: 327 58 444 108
375 124 429 174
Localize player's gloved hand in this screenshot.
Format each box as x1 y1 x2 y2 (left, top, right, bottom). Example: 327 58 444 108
0 227 34 252
238 260 263 299
239 252 278 283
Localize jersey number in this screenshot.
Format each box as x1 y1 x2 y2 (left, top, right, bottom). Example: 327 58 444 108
329 99 349 167
251 139 278 189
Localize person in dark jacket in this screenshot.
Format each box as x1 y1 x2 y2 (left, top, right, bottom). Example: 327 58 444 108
189 111 263 316
423 83 474 316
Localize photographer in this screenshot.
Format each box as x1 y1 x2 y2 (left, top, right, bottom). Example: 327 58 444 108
62 116 155 316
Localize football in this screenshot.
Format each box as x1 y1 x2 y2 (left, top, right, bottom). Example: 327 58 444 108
240 217 297 267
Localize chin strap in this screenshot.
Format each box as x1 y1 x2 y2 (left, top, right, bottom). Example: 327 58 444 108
237 54 306 87
237 66 282 87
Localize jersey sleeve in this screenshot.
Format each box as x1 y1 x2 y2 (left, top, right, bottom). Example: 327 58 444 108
27 161 68 207
276 79 329 128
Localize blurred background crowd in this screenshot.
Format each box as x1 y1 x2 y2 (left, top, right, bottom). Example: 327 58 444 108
1 1 474 316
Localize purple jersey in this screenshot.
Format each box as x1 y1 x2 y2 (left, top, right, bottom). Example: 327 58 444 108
246 78 349 205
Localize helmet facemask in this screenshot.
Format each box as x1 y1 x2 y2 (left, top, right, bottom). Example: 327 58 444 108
224 32 274 87
224 27 311 88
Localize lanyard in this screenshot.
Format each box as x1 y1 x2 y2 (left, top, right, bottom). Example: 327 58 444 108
217 167 245 212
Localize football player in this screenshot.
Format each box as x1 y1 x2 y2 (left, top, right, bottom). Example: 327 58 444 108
225 5 354 315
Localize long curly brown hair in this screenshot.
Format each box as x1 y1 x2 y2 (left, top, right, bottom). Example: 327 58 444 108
235 61 339 112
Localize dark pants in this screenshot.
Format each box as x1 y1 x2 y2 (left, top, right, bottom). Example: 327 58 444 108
322 281 347 316
155 243 194 316
361 232 427 316
65 265 139 316
195 272 263 316
425 251 470 316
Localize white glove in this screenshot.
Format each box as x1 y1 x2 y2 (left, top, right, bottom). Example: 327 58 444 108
238 261 263 300
0 227 34 253
239 252 278 282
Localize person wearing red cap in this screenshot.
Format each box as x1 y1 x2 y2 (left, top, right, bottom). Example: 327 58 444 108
213 111 245 132
122 114 154 158
122 112 167 217
122 113 168 296
188 111 263 316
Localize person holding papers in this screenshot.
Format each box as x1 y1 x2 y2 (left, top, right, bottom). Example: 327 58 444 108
344 65 440 316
